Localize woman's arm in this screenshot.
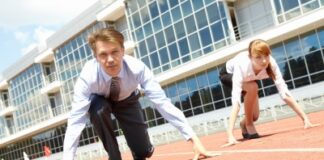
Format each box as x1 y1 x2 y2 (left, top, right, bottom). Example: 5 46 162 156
222 62 244 147
222 102 240 147
283 96 318 128
271 57 318 128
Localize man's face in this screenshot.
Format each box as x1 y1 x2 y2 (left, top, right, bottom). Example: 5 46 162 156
95 41 124 77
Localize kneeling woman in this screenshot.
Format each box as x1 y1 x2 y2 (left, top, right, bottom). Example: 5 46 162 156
220 39 318 147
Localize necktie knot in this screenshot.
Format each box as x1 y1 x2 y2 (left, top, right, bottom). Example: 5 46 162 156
110 77 120 101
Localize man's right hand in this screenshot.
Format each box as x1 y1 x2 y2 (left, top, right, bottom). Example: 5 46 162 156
190 135 221 160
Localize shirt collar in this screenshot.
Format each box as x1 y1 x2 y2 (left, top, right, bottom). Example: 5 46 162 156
247 62 255 76
247 62 267 77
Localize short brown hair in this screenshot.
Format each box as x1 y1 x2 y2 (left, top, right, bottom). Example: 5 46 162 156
248 39 276 80
88 27 124 54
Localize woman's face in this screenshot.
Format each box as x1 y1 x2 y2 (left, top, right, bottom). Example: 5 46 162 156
250 52 270 72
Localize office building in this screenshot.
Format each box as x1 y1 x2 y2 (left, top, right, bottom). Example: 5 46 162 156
1 0 324 159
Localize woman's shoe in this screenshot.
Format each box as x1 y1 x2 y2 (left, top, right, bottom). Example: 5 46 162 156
242 133 249 139
240 121 249 139
247 133 260 139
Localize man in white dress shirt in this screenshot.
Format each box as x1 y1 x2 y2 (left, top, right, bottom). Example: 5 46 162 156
62 28 217 160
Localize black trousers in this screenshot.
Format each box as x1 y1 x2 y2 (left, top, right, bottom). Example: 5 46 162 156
88 91 153 160
219 66 255 97
219 66 233 88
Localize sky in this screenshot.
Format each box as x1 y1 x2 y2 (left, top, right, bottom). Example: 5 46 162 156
0 0 98 75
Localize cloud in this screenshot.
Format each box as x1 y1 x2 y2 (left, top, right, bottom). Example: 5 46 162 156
0 0 97 29
0 0 97 55
0 0 98 73
33 26 54 44
14 31 29 43
21 43 38 55
20 26 55 55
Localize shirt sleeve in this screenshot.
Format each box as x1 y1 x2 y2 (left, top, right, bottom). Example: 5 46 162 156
231 64 243 106
139 65 195 140
271 57 292 99
63 76 92 160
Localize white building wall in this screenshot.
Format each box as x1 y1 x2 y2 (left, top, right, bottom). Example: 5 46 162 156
235 0 275 38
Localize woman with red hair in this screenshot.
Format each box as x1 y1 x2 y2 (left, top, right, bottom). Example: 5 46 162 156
220 39 318 147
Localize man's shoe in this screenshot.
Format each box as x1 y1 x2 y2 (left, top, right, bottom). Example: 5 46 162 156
147 146 154 158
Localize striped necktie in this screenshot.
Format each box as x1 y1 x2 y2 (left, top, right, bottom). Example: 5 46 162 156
110 77 120 101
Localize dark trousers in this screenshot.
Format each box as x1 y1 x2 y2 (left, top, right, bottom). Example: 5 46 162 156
88 92 153 160
219 66 233 88
219 66 254 98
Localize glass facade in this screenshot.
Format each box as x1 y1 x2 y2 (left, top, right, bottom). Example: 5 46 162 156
0 117 6 139
141 26 324 127
126 0 230 74
9 64 49 132
0 21 119 160
1 0 324 159
0 124 98 160
54 22 112 113
274 0 324 23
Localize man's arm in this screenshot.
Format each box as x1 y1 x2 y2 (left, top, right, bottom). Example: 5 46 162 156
139 64 219 158
63 76 92 160
139 64 195 139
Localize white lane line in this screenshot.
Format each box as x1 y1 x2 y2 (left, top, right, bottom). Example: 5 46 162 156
153 148 324 157
218 148 324 153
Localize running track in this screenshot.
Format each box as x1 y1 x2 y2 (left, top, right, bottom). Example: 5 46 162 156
119 110 324 160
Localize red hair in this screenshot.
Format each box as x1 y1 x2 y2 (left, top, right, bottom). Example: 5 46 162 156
248 39 275 80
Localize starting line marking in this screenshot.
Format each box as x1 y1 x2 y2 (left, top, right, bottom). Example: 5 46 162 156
153 148 324 157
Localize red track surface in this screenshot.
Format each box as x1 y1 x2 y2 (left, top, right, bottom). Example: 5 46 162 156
118 110 324 160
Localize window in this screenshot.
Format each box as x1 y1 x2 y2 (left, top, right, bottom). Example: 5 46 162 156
206 3 220 23
188 33 201 52
300 31 320 54
284 38 303 58
282 0 299 11
171 6 182 22
178 38 189 56
149 1 159 19
184 15 196 34
155 31 166 48
159 48 169 64
271 43 287 62
199 28 212 47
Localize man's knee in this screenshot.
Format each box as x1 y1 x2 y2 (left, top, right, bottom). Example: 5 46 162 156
133 146 154 159
88 95 111 116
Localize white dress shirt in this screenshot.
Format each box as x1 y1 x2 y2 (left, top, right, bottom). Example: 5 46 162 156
226 51 291 105
63 55 195 160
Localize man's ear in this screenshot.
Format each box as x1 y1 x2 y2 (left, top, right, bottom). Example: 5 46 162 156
94 53 99 61
121 48 125 56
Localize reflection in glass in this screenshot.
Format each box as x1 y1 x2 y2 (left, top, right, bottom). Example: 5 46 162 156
305 51 324 73
294 77 310 88
289 57 308 78
284 38 303 58
200 88 212 104
190 91 201 107
271 43 287 62
300 31 320 54
186 76 198 92
195 9 208 28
